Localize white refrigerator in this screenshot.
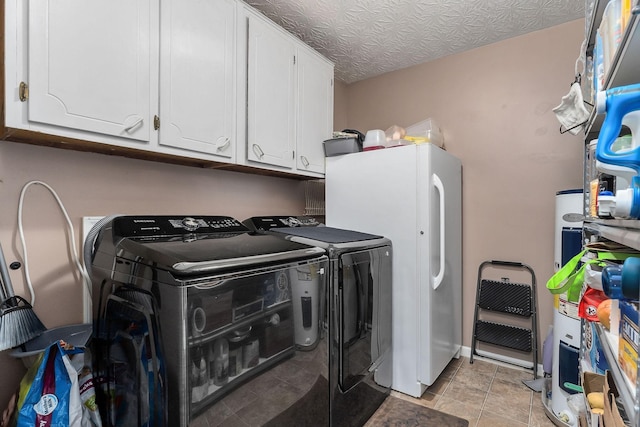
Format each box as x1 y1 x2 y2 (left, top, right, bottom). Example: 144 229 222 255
325 143 462 397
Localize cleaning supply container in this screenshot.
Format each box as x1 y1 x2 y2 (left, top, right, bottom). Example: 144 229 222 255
595 83 640 218
603 256 640 300
595 136 634 193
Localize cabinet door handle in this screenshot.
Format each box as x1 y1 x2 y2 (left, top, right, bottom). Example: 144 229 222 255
123 117 143 133
300 155 310 167
19 82 29 102
252 144 265 158
216 137 231 151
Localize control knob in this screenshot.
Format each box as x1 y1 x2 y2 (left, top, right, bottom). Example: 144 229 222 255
181 217 200 231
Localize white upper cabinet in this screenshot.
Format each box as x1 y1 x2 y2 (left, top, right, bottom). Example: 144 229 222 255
246 12 296 169
159 0 236 161
296 48 334 175
27 0 157 143
243 7 334 177
5 0 333 176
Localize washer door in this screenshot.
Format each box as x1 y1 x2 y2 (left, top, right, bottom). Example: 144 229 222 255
99 291 167 427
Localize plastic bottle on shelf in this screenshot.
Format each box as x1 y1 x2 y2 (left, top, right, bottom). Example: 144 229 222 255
595 83 640 218
191 347 200 385
594 31 605 94
602 257 640 299
191 345 207 387
602 264 625 299
212 338 229 386
228 339 243 377
198 348 207 386
207 342 215 386
243 337 260 368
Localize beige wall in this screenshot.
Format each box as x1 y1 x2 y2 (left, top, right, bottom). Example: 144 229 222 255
336 19 585 365
0 142 306 405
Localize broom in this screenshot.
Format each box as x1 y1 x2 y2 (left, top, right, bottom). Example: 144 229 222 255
0 241 46 351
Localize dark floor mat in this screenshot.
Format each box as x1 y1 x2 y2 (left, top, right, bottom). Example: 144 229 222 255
263 374 467 427
364 396 469 427
263 376 329 427
263 375 387 427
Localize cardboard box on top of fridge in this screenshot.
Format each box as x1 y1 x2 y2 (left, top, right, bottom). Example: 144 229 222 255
618 300 639 386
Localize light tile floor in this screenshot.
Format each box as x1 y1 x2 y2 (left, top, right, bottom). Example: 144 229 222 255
388 356 557 427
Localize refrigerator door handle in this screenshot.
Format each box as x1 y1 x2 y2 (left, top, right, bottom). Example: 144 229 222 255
433 174 445 290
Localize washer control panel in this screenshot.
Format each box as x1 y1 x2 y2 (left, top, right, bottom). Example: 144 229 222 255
113 216 248 237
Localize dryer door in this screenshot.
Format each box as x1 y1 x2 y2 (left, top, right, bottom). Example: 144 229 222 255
338 246 392 391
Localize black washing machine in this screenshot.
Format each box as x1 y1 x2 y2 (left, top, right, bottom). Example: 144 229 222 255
89 215 328 427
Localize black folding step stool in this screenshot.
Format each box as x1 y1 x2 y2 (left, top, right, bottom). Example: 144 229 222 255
470 260 538 379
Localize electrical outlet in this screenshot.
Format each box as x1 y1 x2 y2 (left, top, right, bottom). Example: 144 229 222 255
82 216 105 323
82 216 105 248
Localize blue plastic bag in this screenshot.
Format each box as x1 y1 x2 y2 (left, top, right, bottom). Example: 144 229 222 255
17 341 83 427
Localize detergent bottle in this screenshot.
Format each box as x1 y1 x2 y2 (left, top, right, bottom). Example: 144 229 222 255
595 135 634 192
595 82 640 218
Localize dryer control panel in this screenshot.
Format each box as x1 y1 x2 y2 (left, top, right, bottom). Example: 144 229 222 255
243 216 320 231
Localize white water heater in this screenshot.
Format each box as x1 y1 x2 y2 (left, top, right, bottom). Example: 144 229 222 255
551 189 583 423
554 189 584 271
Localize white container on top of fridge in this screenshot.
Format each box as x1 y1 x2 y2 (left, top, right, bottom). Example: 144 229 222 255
325 143 462 397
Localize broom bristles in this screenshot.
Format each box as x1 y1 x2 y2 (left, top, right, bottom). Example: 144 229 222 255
0 296 47 351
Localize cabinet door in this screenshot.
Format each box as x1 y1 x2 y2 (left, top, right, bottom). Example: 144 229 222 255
159 0 236 160
246 14 296 169
296 48 333 174
28 0 157 142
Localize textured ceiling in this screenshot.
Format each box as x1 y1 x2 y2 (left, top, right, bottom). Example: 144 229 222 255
246 0 585 83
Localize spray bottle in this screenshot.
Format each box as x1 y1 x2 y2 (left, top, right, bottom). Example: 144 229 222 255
595 82 640 218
